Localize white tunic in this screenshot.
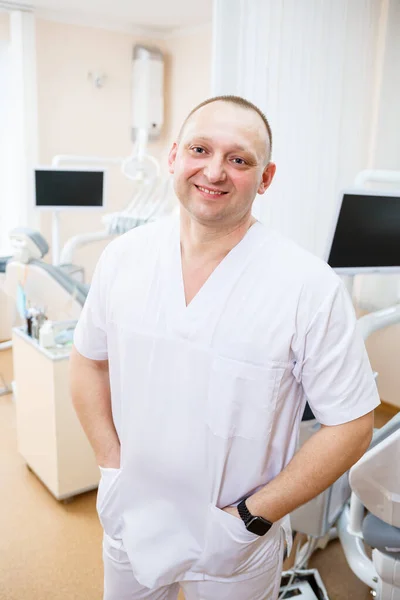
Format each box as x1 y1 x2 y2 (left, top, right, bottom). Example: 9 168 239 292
74 215 380 589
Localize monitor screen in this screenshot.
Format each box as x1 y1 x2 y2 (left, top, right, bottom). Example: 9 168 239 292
34 168 105 209
327 190 400 273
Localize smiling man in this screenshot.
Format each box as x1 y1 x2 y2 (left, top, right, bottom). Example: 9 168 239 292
70 96 380 600
171 98 274 232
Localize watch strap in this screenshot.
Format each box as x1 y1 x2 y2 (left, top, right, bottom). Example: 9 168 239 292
237 497 253 525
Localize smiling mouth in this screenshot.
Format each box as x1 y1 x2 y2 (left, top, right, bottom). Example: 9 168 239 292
195 185 228 197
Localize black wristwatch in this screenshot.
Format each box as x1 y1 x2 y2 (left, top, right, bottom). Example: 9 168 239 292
237 498 273 536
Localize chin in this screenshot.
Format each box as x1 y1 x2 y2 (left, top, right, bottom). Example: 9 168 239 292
188 203 228 224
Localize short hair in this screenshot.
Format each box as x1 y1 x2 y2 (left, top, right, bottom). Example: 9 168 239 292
178 95 273 161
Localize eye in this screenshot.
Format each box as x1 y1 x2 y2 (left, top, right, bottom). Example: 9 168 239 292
232 157 246 165
191 146 206 154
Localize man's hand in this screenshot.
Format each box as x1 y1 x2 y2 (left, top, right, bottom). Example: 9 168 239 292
222 505 240 519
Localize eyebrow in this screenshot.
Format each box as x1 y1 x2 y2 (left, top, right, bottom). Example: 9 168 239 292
186 136 259 162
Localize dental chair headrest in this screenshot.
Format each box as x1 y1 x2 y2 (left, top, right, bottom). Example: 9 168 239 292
9 228 49 263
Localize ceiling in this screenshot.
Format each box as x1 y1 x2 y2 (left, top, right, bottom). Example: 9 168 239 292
1 0 214 32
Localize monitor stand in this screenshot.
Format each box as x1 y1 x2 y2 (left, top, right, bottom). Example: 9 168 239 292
52 210 61 266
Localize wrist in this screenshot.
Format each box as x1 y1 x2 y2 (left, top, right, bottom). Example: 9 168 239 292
97 444 120 469
245 494 276 522
238 496 274 537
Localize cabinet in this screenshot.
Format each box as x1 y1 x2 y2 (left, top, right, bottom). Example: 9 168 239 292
12 327 100 500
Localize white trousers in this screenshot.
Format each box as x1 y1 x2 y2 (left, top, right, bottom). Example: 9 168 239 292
103 534 284 600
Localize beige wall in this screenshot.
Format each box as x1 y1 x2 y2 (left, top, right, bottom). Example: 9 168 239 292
0 11 9 40
365 324 400 409
35 19 212 278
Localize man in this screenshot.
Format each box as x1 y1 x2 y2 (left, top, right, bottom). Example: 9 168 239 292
70 95 380 600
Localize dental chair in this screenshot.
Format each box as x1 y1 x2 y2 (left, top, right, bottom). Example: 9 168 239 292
337 412 400 599
5 228 89 324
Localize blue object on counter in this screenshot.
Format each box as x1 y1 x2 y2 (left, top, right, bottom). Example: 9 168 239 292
16 284 27 319
54 328 75 346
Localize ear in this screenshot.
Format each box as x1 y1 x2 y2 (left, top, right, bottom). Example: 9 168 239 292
168 142 178 174
257 162 276 195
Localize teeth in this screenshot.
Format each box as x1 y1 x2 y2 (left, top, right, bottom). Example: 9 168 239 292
198 186 224 195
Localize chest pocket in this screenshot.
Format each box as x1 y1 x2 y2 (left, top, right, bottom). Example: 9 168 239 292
207 356 285 440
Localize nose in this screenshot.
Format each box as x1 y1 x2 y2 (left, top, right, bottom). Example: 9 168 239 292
203 154 227 183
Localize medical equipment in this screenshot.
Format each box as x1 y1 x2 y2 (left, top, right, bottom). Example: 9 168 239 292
325 189 400 274
51 154 174 268
34 166 107 267
2 228 87 400
131 44 164 142
5 228 88 324
279 570 329 600
46 143 174 267
34 167 106 210
337 410 400 598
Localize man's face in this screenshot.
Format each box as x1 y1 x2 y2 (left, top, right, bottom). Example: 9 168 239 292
168 101 276 228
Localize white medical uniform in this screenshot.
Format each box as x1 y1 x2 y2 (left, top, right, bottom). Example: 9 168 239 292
74 215 380 597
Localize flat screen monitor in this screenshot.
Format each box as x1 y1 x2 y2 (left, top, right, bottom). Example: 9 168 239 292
34 167 106 210
326 189 400 274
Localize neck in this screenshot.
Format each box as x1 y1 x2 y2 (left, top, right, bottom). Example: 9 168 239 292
179 210 257 265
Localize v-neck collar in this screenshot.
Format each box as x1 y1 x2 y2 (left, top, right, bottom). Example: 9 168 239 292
164 217 269 339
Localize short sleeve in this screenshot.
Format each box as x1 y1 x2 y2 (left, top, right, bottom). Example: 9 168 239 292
73 248 109 361
299 282 381 426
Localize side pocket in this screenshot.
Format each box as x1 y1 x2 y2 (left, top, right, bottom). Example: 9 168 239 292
197 504 280 579
97 467 123 540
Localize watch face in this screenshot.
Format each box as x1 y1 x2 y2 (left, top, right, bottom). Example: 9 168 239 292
246 516 272 536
